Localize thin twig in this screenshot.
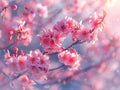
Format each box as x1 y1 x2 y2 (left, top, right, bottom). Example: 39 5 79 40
49 64 65 71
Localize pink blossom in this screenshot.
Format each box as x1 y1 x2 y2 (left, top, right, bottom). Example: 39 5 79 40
65 17 79 31
72 28 89 41
38 29 65 52
22 2 48 19
64 0 86 15
23 1 36 18
53 19 69 35
5 49 50 80
27 49 50 79
11 17 26 30
4 51 27 73
58 48 81 70
72 27 98 44
89 12 105 29
42 0 60 6
20 27 33 46
12 75 35 90
53 17 77 35
8 21 33 46
19 75 34 87
11 4 17 10
0 0 8 9
36 3 48 18
88 32 98 44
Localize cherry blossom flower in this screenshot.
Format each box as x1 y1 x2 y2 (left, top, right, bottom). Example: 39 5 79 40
72 27 89 41
36 3 48 18
11 75 35 90
11 4 17 10
27 49 50 80
89 11 106 29
6 18 33 46
5 49 50 80
22 2 48 20
53 17 77 35
4 50 27 73
42 0 60 6
64 0 86 15
0 0 8 10
72 26 98 44
58 48 81 70
20 27 33 46
38 29 65 52
11 17 26 30
23 1 36 18
18 75 34 87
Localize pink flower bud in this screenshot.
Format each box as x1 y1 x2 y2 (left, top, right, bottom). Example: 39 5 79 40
11 4 17 10
13 47 18 53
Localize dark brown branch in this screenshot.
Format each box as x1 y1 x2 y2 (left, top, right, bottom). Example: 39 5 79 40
49 64 65 71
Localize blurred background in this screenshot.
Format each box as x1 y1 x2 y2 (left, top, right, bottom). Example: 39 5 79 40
0 0 120 90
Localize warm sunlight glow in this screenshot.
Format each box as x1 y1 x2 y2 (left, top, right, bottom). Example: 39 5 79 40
106 0 117 7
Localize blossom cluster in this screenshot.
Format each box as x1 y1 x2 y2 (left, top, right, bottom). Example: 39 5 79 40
4 48 49 80
38 12 105 53
58 48 81 70
1 1 48 46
